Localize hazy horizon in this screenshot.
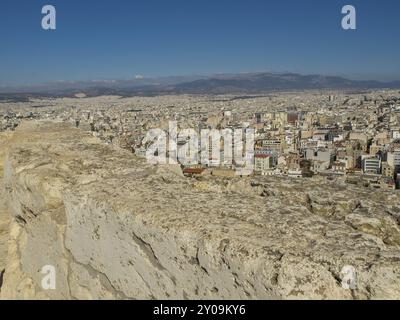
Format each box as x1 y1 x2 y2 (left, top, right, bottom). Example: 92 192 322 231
2 70 400 92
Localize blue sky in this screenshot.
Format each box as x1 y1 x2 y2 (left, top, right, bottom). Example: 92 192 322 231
0 0 399 86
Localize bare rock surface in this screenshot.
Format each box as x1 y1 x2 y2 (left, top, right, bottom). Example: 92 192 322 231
0 120 400 299
0 132 12 293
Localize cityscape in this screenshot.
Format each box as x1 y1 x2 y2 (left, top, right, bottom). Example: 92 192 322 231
1 0 400 306
1 89 399 189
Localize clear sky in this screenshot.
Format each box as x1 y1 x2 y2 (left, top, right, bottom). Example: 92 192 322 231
0 0 399 86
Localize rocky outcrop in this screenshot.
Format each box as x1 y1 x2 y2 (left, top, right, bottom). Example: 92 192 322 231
0 132 13 293
0 121 400 299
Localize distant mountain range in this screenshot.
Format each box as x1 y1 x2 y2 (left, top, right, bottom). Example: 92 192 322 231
172 73 400 94
1 72 400 100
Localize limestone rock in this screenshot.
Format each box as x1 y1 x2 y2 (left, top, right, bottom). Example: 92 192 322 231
0 121 400 299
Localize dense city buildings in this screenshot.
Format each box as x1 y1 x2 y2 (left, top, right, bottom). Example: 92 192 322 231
1 89 400 190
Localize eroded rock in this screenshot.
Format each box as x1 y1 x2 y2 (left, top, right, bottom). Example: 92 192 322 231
0 121 400 299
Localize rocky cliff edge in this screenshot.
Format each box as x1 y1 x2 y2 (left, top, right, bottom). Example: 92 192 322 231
0 121 400 299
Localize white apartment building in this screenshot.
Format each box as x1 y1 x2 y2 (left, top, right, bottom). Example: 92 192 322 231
387 149 400 167
254 154 274 173
362 155 381 174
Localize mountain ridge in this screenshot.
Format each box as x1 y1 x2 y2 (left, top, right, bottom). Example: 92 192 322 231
1 72 400 98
